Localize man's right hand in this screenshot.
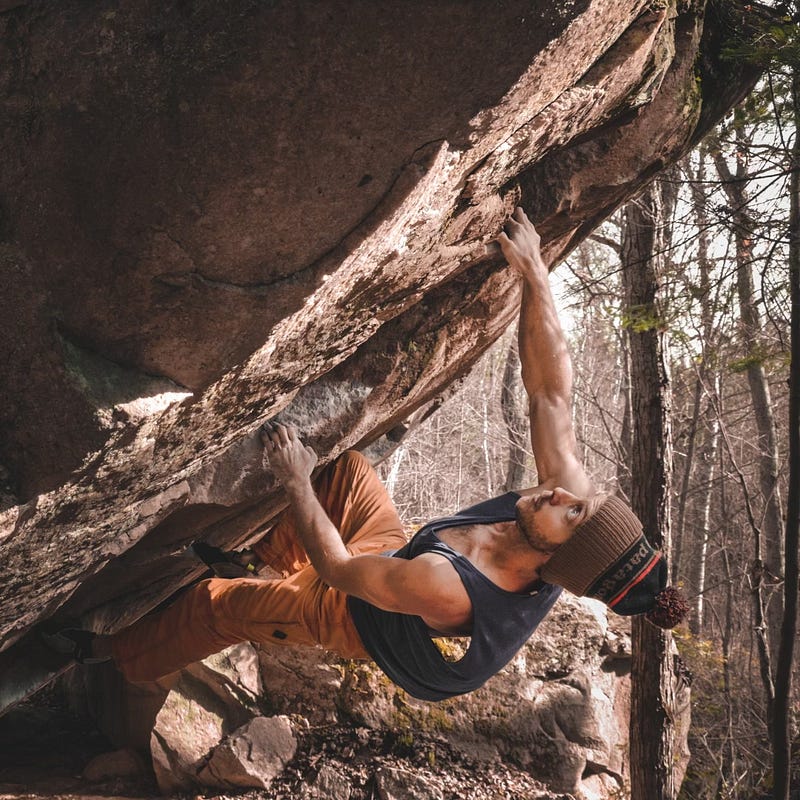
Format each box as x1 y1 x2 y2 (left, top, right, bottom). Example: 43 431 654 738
261 422 318 492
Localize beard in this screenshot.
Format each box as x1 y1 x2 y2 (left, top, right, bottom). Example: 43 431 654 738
515 506 562 555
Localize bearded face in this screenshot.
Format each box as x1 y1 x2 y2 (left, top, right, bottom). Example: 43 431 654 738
513 487 602 556
515 504 563 554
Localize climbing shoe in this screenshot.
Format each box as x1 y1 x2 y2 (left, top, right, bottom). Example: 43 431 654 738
190 540 258 579
40 627 110 664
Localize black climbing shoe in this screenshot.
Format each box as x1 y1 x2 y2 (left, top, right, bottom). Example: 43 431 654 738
40 627 110 664
190 541 258 579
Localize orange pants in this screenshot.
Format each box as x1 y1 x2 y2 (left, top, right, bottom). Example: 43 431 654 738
111 451 407 682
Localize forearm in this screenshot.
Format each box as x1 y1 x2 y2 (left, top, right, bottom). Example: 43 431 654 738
517 263 573 402
260 421 353 585
283 478 351 584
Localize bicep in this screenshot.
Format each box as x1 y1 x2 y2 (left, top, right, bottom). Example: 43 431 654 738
528 392 584 484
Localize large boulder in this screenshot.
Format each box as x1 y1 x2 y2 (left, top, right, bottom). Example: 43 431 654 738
0 0 766 712
149 667 256 794
147 647 285 793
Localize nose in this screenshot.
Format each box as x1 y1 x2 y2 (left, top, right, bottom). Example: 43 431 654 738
550 487 576 505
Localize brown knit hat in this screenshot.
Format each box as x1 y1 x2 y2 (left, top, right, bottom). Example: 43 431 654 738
540 496 688 628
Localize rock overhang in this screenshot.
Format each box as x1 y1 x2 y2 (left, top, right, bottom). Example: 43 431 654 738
0 0 771 710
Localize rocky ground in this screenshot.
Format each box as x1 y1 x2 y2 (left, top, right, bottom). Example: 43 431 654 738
0 688 567 800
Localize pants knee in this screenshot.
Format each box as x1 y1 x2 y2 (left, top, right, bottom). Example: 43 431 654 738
334 450 368 469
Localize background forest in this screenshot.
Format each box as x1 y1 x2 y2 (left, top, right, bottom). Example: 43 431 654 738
377 65 797 800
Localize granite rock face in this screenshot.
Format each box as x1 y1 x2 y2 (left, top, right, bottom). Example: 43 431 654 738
0 0 763 708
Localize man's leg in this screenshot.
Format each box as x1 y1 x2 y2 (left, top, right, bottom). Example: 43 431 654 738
111 572 323 682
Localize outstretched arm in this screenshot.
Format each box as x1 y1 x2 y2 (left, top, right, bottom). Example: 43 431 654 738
496 208 593 494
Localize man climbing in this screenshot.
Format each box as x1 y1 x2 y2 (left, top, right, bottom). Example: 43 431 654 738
48 207 687 701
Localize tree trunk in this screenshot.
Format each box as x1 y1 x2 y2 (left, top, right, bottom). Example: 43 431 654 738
501 336 528 492
619 340 634 503
771 62 800 800
622 182 682 800
691 388 718 635
711 127 785 652
385 445 406 500
480 365 495 497
717 540 740 796
682 149 720 631
673 375 702 587
684 371 719 636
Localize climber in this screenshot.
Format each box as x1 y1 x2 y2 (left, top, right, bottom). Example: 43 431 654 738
45 207 688 701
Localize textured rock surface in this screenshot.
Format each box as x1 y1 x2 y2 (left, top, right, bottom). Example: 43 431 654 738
149 667 255 794
0 0 764 714
331 595 639 796
81 747 149 783
375 765 445 800
199 715 297 790
300 763 355 800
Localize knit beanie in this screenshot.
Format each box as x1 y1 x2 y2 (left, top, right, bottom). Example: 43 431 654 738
540 496 688 628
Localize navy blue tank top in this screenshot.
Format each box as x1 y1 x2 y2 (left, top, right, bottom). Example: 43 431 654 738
347 492 561 701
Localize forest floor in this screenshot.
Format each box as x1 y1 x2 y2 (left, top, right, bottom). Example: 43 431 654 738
0 689 563 800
